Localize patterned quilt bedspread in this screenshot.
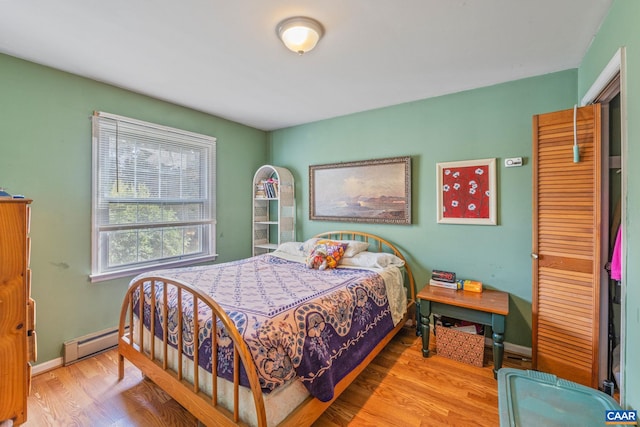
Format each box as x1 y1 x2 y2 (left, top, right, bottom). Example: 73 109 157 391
132 254 399 402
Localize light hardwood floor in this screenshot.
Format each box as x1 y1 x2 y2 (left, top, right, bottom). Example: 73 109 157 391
24 326 530 426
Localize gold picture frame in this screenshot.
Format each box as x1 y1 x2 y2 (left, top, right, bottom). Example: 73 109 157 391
309 156 411 224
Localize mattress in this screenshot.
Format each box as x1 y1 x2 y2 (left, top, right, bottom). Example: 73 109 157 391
136 321 309 427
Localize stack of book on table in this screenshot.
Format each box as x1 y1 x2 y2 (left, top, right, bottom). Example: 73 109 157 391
429 270 484 292
429 269 460 289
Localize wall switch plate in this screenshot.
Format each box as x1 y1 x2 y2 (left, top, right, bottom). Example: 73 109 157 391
505 157 523 167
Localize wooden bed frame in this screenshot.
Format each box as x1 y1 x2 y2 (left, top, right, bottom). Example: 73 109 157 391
118 231 416 426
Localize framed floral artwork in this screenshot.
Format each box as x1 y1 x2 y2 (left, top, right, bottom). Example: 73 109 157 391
436 158 496 225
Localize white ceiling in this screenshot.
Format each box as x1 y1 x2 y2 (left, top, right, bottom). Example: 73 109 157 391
0 0 612 131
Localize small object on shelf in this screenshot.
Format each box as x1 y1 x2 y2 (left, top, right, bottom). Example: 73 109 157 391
255 178 280 198
458 279 483 293
0 188 11 197
255 182 266 198
429 278 461 290
263 178 279 198
432 269 456 283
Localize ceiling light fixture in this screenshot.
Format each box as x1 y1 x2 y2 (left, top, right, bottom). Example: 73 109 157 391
276 16 324 55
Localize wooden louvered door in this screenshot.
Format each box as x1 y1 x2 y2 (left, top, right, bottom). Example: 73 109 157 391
532 104 601 388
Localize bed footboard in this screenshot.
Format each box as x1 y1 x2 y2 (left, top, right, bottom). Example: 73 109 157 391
118 276 267 427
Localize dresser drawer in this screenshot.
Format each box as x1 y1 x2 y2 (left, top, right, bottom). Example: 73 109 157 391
27 330 37 363
26 268 32 298
26 236 31 268
27 298 36 332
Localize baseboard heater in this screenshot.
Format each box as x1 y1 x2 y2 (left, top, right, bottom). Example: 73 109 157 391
63 326 127 365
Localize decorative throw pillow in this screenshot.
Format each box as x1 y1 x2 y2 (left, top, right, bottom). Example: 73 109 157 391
306 239 348 270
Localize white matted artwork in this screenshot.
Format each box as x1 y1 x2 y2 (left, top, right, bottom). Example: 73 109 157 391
436 158 496 225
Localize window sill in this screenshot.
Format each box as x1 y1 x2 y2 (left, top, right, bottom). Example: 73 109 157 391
89 255 218 283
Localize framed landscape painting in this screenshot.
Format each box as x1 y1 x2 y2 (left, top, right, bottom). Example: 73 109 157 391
436 158 496 225
309 156 411 224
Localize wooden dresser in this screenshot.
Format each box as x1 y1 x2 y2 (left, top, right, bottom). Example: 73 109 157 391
0 199 35 426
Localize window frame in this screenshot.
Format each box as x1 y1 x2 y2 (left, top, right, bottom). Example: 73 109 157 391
90 111 217 282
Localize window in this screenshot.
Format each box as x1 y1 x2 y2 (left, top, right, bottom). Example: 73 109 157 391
91 111 216 282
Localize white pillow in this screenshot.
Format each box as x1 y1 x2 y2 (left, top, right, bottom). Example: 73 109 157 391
339 240 371 258
302 238 320 254
340 251 405 268
273 241 305 257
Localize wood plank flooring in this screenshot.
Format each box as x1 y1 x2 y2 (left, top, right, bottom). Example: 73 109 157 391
23 326 530 426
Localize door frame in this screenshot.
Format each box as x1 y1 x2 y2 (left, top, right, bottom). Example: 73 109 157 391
581 47 627 404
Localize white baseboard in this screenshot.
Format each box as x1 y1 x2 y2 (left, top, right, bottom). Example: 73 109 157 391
504 342 532 358
485 337 531 358
32 336 530 377
32 357 64 376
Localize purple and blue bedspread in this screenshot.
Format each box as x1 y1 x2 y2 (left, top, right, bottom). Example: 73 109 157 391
132 254 395 402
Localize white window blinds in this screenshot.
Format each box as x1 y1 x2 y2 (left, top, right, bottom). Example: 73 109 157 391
91 111 216 281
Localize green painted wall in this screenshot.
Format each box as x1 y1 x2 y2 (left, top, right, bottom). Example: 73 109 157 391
0 53 268 364
578 0 640 410
270 70 578 348
5 2 638 408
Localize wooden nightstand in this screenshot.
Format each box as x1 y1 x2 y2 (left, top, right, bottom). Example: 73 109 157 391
417 285 509 378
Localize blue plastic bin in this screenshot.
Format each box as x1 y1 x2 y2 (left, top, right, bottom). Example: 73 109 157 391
498 368 625 427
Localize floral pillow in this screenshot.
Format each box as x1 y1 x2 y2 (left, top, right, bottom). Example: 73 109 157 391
306 239 348 270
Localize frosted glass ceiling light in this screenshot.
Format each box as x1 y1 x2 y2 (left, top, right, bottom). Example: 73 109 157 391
276 16 324 55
